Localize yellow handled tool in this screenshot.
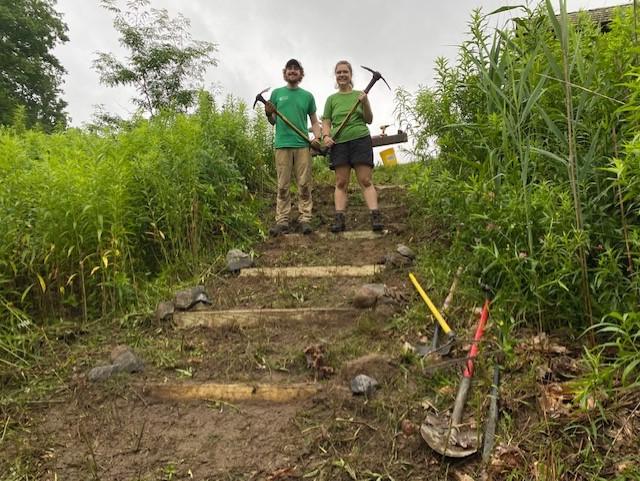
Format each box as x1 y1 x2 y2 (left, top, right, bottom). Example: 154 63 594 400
408 272 453 335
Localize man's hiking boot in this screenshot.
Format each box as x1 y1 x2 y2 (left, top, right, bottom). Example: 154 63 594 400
300 222 313 235
269 223 289 237
330 212 346 233
371 210 384 232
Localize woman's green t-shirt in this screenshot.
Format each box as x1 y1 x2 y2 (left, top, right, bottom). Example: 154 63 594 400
323 90 370 143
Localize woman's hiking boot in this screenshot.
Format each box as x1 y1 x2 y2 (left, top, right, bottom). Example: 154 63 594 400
330 212 346 233
371 209 384 232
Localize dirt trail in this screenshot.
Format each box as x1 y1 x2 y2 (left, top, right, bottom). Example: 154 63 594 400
12 183 451 481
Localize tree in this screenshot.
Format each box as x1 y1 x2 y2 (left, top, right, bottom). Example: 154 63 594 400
94 0 218 117
0 0 69 130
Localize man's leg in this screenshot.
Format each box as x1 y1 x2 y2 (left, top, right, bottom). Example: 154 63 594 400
275 149 293 226
293 147 313 224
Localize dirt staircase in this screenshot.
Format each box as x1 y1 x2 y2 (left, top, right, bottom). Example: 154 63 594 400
40 184 431 481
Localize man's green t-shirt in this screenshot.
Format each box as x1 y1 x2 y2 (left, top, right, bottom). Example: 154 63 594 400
269 86 316 149
322 90 370 143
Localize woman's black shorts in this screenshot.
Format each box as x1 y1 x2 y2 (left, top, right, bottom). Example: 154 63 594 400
329 135 373 170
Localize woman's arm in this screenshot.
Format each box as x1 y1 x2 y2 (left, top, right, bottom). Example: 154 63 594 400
358 92 373 124
322 118 335 147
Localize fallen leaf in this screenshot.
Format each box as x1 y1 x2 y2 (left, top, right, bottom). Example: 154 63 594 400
266 466 298 480
489 444 525 471
452 470 475 481
400 418 417 436
402 341 416 353
539 383 573 417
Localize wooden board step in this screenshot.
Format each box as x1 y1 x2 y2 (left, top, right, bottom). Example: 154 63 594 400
144 382 324 403
284 230 388 240
239 264 383 278
174 307 358 329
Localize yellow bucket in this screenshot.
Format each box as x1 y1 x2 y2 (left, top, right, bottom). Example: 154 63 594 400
379 147 397 167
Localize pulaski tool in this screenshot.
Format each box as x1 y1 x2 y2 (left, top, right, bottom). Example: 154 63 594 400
332 66 391 142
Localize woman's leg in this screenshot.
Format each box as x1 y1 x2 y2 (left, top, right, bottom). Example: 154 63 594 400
354 164 378 210
331 165 351 232
334 165 351 212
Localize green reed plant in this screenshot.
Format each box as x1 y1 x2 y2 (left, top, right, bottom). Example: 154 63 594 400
0 94 273 349
399 2 640 333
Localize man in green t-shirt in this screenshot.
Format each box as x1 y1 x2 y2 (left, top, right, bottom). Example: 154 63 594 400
264 59 321 236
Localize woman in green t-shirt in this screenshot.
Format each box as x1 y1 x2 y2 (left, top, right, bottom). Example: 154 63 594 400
322 60 383 233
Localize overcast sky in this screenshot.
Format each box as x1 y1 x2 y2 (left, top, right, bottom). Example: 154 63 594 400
53 0 629 146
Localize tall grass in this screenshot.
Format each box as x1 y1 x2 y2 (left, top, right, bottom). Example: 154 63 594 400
0 93 274 366
398 2 639 338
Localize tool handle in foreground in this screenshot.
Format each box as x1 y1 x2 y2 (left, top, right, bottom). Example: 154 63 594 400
463 299 490 378
451 375 471 425
274 111 312 145
482 365 500 463
408 273 453 334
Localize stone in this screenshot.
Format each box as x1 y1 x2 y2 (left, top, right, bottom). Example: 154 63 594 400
383 252 414 268
110 345 144 373
353 283 386 308
226 249 254 273
350 374 379 396
155 301 175 322
174 285 209 310
88 364 117 382
396 244 415 259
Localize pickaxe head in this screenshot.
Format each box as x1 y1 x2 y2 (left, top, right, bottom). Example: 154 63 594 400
253 87 270 109
361 66 390 92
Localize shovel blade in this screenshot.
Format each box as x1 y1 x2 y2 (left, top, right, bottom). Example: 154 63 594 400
420 414 481 458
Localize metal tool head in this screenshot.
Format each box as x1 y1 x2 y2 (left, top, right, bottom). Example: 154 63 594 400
253 87 271 109
420 414 481 458
416 332 456 357
361 65 390 90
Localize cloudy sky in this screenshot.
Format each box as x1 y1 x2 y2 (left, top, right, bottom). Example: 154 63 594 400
53 0 629 144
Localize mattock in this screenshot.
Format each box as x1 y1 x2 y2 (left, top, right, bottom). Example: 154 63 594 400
331 66 391 142
253 87 313 145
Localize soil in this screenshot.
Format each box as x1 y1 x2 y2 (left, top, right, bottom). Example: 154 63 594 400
3 181 638 480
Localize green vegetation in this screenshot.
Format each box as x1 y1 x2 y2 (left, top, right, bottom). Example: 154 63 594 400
0 0 69 130
394 3 640 477
0 93 274 369
399 0 640 363
94 0 218 117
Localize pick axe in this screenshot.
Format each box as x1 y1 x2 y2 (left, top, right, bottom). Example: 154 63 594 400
331 66 390 142
253 87 314 146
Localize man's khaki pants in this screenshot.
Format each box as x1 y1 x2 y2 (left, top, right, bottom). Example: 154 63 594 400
275 147 313 225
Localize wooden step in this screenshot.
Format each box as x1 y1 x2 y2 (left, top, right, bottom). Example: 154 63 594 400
144 382 324 403
284 230 388 240
174 307 358 329
239 264 382 278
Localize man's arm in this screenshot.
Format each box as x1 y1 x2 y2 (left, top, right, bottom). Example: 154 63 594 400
309 112 321 141
265 101 276 126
